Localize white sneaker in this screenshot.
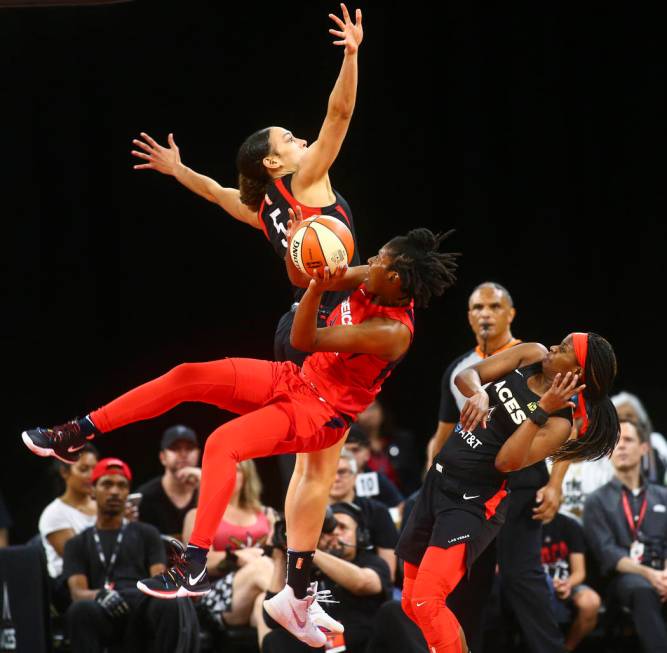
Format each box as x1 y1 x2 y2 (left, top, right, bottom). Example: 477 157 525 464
263 585 327 648
308 582 344 634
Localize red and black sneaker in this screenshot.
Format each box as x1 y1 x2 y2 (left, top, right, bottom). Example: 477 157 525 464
137 540 211 599
22 420 93 464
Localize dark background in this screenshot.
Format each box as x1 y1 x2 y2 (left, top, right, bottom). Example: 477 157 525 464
2 1 665 543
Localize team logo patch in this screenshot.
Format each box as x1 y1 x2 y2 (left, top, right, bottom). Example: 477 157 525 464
527 401 539 413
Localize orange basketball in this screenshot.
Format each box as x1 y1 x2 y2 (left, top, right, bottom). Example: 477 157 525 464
289 215 355 277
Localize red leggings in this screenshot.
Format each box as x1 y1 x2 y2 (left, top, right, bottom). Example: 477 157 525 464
402 545 467 653
90 358 340 549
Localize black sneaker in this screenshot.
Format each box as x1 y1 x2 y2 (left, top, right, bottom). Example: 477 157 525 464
137 540 211 599
21 421 92 464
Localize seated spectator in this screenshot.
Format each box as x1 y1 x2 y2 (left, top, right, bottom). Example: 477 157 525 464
541 512 601 651
262 501 392 653
612 391 667 485
356 399 422 495
38 445 98 611
136 424 200 541
0 490 12 548
63 457 192 653
344 424 403 508
557 456 615 523
182 460 274 641
329 449 399 582
584 420 667 653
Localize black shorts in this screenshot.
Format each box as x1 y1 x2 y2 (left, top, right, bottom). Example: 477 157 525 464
273 304 331 366
397 463 509 571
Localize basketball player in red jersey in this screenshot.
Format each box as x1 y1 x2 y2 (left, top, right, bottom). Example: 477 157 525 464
397 334 620 652
23 227 459 647
130 5 365 635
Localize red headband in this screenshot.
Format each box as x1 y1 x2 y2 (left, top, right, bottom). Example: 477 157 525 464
571 332 589 436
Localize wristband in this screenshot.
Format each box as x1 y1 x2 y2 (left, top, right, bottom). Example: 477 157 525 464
527 402 549 427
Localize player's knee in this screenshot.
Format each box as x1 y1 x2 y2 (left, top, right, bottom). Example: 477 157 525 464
166 362 200 386
410 595 440 625
401 592 417 624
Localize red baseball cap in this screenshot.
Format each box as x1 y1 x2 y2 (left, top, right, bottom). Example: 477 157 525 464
91 457 133 484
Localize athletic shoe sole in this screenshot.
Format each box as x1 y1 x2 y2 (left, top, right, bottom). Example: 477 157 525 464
136 580 210 599
21 431 76 464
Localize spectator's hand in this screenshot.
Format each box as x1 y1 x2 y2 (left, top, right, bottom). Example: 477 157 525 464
175 466 201 487
647 568 667 602
460 391 489 432
553 577 572 600
124 502 139 522
532 484 561 523
234 547 264 567
95 588 130 619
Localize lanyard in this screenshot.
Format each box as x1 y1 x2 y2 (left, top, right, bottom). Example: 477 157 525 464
92 521 126 585
621 490 648 540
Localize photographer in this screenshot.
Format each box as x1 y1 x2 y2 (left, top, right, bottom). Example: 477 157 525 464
584 420 667 653
63 458 189 653
262 502 392 652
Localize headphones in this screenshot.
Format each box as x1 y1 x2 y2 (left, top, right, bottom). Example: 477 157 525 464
331 501 372 550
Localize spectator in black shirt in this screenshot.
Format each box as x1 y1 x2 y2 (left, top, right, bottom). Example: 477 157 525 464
344 424 403 508
584 420 667 653
63 457 189 653
541 513 601 650
329 448 399 582
136 424 200 540
262 501 392 653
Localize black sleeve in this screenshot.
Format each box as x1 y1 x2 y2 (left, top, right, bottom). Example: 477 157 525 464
141 524 167 568
368 501 399 549
563 515 586 554
62 532 89 581
357 552 392 599
438 359 461 424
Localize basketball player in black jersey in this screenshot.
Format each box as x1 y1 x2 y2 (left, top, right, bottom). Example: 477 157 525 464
130 4 363 642
397 333 620 653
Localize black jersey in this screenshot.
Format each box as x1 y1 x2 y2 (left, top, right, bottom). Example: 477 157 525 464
435 363 573 488
257 174 360 313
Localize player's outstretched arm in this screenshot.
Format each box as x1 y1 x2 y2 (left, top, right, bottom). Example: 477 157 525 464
292 4 363 191
131 132 260 228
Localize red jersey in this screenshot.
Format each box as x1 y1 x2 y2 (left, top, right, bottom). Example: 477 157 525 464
301 285 415 419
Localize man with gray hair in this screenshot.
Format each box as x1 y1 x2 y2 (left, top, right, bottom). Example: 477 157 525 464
330 448 399 581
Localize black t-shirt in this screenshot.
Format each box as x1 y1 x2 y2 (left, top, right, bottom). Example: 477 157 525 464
354 495 399 550
257 173 360 313
436 363 572 490
541 513 586 578
137 476 198 538
63 521 166 592
315 551 392 652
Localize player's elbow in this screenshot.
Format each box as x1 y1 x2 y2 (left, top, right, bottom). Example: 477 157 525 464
290 331 314 352
494 453 520 474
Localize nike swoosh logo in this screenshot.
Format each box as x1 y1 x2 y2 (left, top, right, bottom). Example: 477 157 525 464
67 444 85 453
416 601 427 607
290 606 307 629
463 493 480 500
188 568 207 586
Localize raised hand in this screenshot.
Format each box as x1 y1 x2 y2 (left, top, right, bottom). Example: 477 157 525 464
539 372 585 414
132 132 182 175
286 206 306 244
308 261 348 293
329 3 363 55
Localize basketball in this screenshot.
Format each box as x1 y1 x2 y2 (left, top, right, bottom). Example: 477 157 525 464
289 215 355 276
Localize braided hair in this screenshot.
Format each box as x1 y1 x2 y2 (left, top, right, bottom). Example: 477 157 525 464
236 127 273 211
552 332 620 462
386 228 459 308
